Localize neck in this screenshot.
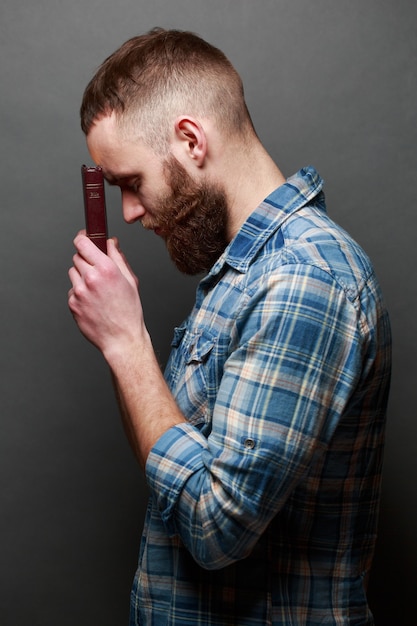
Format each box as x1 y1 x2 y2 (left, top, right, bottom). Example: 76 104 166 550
222 140 286 241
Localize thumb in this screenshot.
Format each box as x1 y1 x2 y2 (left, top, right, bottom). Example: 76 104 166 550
107 238 139 287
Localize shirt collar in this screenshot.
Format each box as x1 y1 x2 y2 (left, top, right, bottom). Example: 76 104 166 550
208 166 325 277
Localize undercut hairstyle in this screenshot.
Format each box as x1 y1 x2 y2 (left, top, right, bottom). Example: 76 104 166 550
80 28 255 154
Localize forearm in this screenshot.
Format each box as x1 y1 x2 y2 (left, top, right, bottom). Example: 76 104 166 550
68 235 187 468
110 370 140 460
105 331 187 469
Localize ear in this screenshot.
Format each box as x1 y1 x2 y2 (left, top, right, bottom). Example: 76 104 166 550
173 116 207 167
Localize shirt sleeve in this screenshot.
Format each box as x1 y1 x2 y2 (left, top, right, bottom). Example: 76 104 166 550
145 262 365 570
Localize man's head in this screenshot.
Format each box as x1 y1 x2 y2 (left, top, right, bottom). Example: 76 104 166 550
80 29 278 275
80 27 255 155
85 104 230 276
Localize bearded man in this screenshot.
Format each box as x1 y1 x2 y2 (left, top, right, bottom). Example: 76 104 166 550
68 28 391 626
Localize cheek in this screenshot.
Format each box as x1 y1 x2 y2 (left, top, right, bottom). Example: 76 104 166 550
143 179 172 210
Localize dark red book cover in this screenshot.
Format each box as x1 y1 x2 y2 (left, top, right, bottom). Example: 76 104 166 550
81 165 108 254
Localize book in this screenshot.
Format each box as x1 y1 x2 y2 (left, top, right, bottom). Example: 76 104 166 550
81 165 108 254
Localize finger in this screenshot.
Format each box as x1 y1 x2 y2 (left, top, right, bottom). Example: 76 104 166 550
71 251 95 279
68 265 82 288
108 238 135 276
107 239 138 285
73 233 106 265
67 271 81 314
110 236 120 249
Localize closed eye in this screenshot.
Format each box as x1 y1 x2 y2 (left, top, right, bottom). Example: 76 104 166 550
103 171 141 192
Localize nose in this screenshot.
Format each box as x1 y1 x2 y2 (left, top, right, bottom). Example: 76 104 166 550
121 189 146 224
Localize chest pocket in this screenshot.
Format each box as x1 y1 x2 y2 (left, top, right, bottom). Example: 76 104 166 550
168 325 217 428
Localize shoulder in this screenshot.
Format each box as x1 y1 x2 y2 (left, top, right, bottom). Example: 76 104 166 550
258 205 377 304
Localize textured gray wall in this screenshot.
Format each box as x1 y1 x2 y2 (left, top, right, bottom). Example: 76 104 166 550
1 1 416 624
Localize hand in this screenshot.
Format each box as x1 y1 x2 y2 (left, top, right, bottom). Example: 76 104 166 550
68 233 145 358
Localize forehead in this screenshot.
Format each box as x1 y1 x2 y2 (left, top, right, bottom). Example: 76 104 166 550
86 113 125 162
86 113 162 180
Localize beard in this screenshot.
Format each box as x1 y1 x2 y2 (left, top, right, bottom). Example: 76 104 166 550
152 155 229 275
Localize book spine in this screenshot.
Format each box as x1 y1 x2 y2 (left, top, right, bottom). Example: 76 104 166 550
81 165 108 254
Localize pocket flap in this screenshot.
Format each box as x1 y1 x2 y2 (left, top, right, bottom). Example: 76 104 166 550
186 329 216 364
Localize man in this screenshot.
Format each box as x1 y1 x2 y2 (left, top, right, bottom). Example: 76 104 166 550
68 28 391 625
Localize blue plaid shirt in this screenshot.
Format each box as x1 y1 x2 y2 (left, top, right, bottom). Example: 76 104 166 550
130 167 391 625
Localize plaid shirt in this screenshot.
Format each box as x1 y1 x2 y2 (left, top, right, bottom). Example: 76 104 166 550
130 167 391 625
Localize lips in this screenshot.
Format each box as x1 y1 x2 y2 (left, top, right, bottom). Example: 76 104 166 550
153 225 169 239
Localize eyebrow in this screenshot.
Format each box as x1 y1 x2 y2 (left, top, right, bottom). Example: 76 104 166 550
102 170 133 186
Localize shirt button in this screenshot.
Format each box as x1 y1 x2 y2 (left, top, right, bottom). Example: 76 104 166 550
243 438 256 450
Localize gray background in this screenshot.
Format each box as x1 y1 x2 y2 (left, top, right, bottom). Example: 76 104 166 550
1 1 416 624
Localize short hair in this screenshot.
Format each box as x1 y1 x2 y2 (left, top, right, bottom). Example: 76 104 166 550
80 28 254 153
